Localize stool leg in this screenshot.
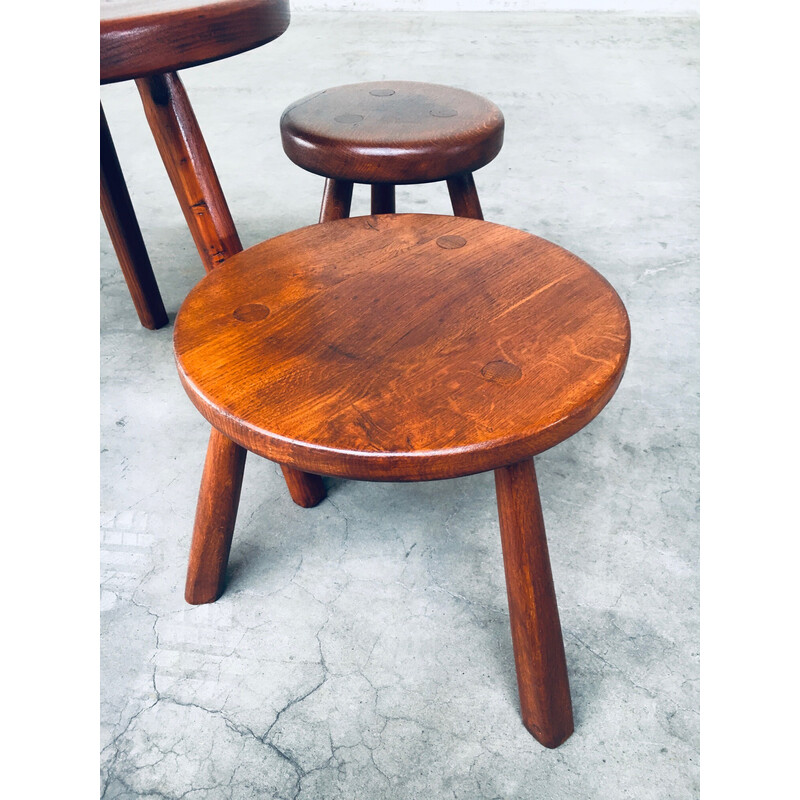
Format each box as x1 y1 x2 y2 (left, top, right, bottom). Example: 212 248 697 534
135 72 243 273
371 183 396 214
137 72 326 508
320 178 354 222
280 465 326 508
447 172 484 220
185 428 247 605
494 458 574 748
100 104 168 330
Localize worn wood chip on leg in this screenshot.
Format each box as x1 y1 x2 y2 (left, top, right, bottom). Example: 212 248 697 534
136 71 242 272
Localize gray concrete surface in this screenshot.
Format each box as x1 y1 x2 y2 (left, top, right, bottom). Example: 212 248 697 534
100 11 699 799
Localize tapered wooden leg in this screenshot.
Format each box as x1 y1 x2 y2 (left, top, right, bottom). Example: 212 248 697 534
371 183 396 214
100 105 168 330
280 465 326 508
447 172 484 220
136 72 242 272
185 428 247 604
319 178 354 222
137 73 324 508
494 458 574 748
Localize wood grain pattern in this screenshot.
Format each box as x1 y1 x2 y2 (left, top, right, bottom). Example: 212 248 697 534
100 0 290 84
185 427 247 604
174 214 630 482
495 458 574 748
100 104 169 329
281 82 504 185
136 72 243 272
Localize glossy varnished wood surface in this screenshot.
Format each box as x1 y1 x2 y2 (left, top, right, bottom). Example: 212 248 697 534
100 0 290 84
280 82 504 184
174 214 630 481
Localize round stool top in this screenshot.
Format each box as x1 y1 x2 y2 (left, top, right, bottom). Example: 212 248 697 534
174 215 630 481
100 0 290 84
280 82 505 184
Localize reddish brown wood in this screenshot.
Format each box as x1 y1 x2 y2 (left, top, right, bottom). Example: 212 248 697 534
319 178 354 223
370 184 396 215
100 104 168 329
447 172 484 220
136 71 243 272
495 458 574 748
281 81 504 185
185 427 247 604
174 214 631 482
175 215 630 743
100 0 291 84
102 2 323 520
280 465 326 508
100 2 290 320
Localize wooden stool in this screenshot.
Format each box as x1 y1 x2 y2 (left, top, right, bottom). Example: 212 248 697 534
102 1 321 520
173 214 630 748
101 0 291 328
280 82 504 221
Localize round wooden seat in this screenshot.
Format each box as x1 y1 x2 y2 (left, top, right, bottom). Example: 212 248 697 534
174 213 630 748
174 214 630 482
101 0 290 84
280 81 505 185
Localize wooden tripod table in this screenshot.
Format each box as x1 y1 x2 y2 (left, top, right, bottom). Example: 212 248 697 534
173 214 631 748
100 0 290 328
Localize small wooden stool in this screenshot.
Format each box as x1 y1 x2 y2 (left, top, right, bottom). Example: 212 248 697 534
174 214 630 748
280 81 504 221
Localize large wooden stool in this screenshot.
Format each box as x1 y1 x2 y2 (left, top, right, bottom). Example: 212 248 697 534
280 82 504 222
173 214 631 748
101 0 291 329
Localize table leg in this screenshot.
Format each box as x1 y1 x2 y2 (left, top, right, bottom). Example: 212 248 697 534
447 172 484 220
100 104 168 329
371 183 396 214
185 428 247 604
137 71 326 507
280 465 326 508
135 71 242 273
494 458 574 747
319 178 354 222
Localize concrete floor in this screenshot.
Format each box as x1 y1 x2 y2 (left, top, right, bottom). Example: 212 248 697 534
100 11 699 799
